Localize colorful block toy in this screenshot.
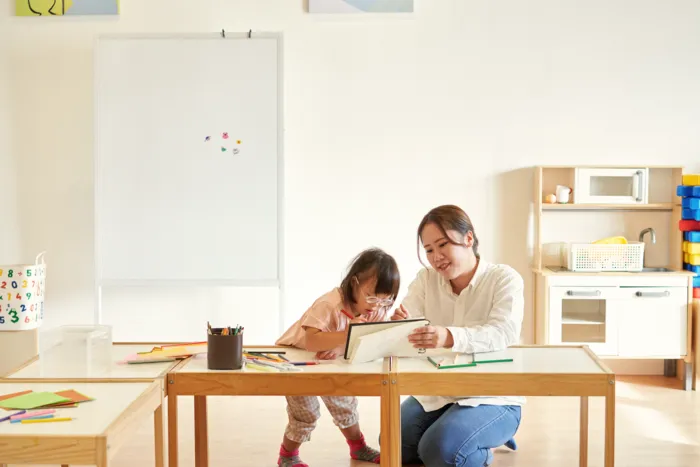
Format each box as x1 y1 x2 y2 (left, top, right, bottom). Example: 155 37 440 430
682 197 700 209
684 253 700 266
682 209 700 221
682 174 700 186
677 185 700 197
684 241 700 255
679 219 700 231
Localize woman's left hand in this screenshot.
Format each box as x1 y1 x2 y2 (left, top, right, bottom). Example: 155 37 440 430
408 326 454 349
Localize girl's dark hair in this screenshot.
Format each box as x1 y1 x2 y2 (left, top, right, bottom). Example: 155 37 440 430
417 205 480 264
340 248 400 305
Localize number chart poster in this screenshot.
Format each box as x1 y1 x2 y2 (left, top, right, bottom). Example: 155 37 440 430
0 265 46 330
16 0 119 16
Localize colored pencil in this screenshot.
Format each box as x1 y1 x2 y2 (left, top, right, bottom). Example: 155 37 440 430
21 417 73 424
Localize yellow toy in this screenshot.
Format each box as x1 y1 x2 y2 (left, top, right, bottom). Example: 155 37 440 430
592 236 628 245
682 174 700 186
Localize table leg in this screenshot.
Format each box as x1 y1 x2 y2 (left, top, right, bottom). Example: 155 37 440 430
380 377 401 467
97 437 108 467
194 395 209 467
579 396 588 467
605 380 616 467
168 393 179 467
155 403 165 467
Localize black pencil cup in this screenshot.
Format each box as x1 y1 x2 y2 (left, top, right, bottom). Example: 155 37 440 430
207 329 243 370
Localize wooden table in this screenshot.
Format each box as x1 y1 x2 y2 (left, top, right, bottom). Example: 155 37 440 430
2 344 178 382
0 380 163 466
0 343 180 467
168 344 614 467
393 345 615 467
166 347 397 467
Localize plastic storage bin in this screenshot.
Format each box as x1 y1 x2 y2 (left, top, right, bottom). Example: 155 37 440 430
38 325 113 377
564 241 645 272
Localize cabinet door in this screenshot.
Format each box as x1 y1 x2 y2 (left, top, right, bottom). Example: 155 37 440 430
549 286 619 356
616 287 688 357
574 168 648 204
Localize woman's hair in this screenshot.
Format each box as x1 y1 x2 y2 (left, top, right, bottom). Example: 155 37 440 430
340 248 400 305
416 205 480 263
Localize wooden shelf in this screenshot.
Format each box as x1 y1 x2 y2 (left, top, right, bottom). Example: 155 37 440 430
542 203 673 211
562 316 606 325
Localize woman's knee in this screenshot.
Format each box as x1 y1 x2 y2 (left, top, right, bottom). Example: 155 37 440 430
417 405 521 467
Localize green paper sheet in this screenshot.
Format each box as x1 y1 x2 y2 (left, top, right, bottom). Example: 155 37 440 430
0 392 71 410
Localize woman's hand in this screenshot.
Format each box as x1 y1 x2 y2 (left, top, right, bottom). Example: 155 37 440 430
390 304 409 321
408 325 454 349
315 349 339 360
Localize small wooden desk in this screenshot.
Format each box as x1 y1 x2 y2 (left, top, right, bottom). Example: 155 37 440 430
0 343 181 467
394 345 615 467
166 347 396 467
0 380 162 466
2 344 178 382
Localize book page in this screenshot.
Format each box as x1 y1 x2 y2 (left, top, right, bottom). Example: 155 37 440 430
349 320 430 363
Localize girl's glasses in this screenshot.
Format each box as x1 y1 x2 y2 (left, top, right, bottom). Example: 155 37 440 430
365 295 394 307
353 276 394 308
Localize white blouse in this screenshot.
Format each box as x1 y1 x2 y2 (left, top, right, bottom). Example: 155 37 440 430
401 259 526 411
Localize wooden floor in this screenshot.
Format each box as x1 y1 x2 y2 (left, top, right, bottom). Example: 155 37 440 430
14 376 700 467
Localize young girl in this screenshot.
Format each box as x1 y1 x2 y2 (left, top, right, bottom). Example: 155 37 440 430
275 247 400 467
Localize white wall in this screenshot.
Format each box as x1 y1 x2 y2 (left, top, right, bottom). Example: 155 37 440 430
0 25 20 264
1 1 699 351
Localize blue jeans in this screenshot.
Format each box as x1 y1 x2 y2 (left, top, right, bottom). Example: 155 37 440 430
400 397 521 467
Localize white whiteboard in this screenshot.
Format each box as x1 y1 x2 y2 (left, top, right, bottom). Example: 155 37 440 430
94 33 282 285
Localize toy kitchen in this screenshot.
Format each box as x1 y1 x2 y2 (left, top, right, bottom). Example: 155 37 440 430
532 166 699 390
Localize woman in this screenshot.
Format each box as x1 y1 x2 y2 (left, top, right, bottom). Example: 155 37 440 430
391 204 525 467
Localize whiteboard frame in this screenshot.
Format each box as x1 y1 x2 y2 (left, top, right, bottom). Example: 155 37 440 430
93 31 285 337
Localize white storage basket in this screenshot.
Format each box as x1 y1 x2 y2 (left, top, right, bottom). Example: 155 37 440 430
565 242 645 272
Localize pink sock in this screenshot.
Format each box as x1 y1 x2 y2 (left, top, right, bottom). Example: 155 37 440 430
347 434 381 463
278 445 308 467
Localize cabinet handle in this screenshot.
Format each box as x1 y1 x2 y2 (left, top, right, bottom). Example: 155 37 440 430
635 290 670 298
566 290 601 297
633 170 643 202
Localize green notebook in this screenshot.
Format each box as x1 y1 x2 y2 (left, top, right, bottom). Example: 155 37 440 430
0 392 71 410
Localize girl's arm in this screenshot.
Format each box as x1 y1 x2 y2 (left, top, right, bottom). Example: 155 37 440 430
304 328 347 352
304 316 368 352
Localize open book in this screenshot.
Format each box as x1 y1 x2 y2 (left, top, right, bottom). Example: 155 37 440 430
343 318 453 364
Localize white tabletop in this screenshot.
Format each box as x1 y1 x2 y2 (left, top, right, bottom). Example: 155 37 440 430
397 347 608 374
0 381 153 435
6 344 179 380
178 347 386 374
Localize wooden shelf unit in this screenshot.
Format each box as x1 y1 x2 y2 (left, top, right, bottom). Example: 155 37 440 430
533 165 685 272
542 203 673 211
531 165 695 390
